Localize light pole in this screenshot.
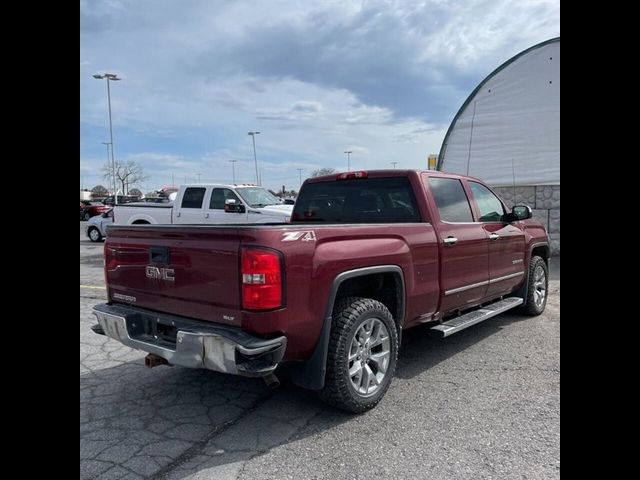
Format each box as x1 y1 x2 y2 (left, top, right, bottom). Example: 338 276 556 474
196 173 201 183
248 131 261 184
344 150 353 171
297 168 303 189
101 142 112 193
391 162 397 169
93 73 121 203
230 160 237 184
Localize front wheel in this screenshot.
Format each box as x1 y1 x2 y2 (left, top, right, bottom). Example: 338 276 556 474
88 227 103 243
319 297 398 413
520 256 549 315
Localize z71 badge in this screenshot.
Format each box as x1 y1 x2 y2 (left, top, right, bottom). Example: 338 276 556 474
282 231 317 242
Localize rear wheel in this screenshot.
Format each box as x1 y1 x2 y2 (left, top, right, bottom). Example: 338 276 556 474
88 227 102 243
319 297 398 413
83 212 91 221
521 256 548 315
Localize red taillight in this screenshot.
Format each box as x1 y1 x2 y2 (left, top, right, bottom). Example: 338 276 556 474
336 171 368 180
241 248 283 310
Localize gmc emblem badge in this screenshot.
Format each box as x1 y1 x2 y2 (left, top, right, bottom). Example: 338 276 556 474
145 266 175 282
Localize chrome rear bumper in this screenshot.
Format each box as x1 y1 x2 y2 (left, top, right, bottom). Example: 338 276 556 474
92 303 287 377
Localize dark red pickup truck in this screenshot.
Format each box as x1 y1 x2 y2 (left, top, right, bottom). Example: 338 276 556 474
93 170 550 412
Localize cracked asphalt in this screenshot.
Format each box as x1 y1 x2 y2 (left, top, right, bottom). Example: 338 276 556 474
80 222 560 480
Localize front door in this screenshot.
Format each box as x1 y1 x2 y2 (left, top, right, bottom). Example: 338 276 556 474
467 181 526 297
205 188 248 223
425 175 490 314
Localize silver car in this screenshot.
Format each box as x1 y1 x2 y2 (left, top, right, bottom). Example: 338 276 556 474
85 209 113 242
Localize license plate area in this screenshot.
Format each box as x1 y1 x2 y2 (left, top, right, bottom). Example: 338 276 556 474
127 313 178 348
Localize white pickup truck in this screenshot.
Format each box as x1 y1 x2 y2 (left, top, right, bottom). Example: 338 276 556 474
113 184 293 225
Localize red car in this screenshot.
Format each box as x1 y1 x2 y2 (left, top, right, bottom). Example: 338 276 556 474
80 201 109 221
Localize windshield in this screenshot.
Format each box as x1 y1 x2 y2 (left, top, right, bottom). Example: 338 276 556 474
236 187 280 207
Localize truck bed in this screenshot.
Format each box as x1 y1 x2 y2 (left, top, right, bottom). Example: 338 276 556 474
104 222 440 359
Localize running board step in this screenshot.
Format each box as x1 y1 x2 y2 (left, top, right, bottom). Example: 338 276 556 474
429 297 523 338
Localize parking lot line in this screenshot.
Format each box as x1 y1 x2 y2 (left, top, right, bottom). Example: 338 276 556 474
80 285 106 290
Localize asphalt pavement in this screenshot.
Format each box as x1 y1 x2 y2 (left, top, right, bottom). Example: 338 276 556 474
80 223 560 480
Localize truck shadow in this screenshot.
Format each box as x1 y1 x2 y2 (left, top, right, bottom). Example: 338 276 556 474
80 310 530 479
395 311 527 379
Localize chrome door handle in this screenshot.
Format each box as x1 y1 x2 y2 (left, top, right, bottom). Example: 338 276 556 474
443 236 458 245
489 233 500 240
205 213 209 218
176 212 181 217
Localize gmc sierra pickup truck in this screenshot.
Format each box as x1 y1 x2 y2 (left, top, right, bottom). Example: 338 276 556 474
93 170 549 413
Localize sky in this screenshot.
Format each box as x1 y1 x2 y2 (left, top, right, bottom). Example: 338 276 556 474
80 0 559 194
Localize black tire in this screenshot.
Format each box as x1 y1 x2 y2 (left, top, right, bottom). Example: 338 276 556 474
88 227 103 243
520 256 549 316
319 297 398 413
83 212 91 221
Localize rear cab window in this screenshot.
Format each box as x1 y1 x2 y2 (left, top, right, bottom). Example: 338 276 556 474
292 177 421 223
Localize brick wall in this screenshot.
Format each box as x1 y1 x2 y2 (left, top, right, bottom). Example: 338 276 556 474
492 185 560 256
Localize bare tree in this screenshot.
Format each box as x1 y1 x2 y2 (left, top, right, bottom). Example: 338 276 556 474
310 167 336 177
103 160 149 194
91 185 109 199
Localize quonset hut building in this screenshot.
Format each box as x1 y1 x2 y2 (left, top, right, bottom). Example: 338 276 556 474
437 37 559 255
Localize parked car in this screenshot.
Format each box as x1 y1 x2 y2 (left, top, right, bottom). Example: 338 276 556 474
112 183 293 225
80 201 110 221
85 209 113 242
93 169 549 412
102 195 141 206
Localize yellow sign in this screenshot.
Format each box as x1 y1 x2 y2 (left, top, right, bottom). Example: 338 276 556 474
427 154 437 170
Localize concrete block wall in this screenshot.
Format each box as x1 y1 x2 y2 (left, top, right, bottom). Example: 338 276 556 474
492 185 560 256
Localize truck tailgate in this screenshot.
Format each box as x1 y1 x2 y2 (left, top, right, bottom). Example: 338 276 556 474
104 225 242 327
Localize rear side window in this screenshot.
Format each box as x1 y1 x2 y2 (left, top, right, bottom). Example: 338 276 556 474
209 188 241 209
291 177 421 223
469 182 505 222
428 177 474 222
181 188 206 209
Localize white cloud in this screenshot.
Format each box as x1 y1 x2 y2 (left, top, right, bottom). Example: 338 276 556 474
80 0 559 191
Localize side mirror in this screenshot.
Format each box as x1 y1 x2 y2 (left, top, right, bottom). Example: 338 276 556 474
224 199 245 213
511 205 533 221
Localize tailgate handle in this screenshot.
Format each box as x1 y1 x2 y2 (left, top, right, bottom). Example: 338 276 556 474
149 246 171 265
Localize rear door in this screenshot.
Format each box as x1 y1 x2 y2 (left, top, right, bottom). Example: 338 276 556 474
174 187 207 224
425 175 489 313
467 181 526 297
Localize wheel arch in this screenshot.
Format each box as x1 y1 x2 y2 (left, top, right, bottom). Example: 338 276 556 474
514 241 550 305
128 214 156 224
290 265 405 390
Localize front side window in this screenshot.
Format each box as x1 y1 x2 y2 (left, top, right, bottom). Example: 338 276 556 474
428 177 474 222
209 188 241 209
181 187 206 209
469 182 505 222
